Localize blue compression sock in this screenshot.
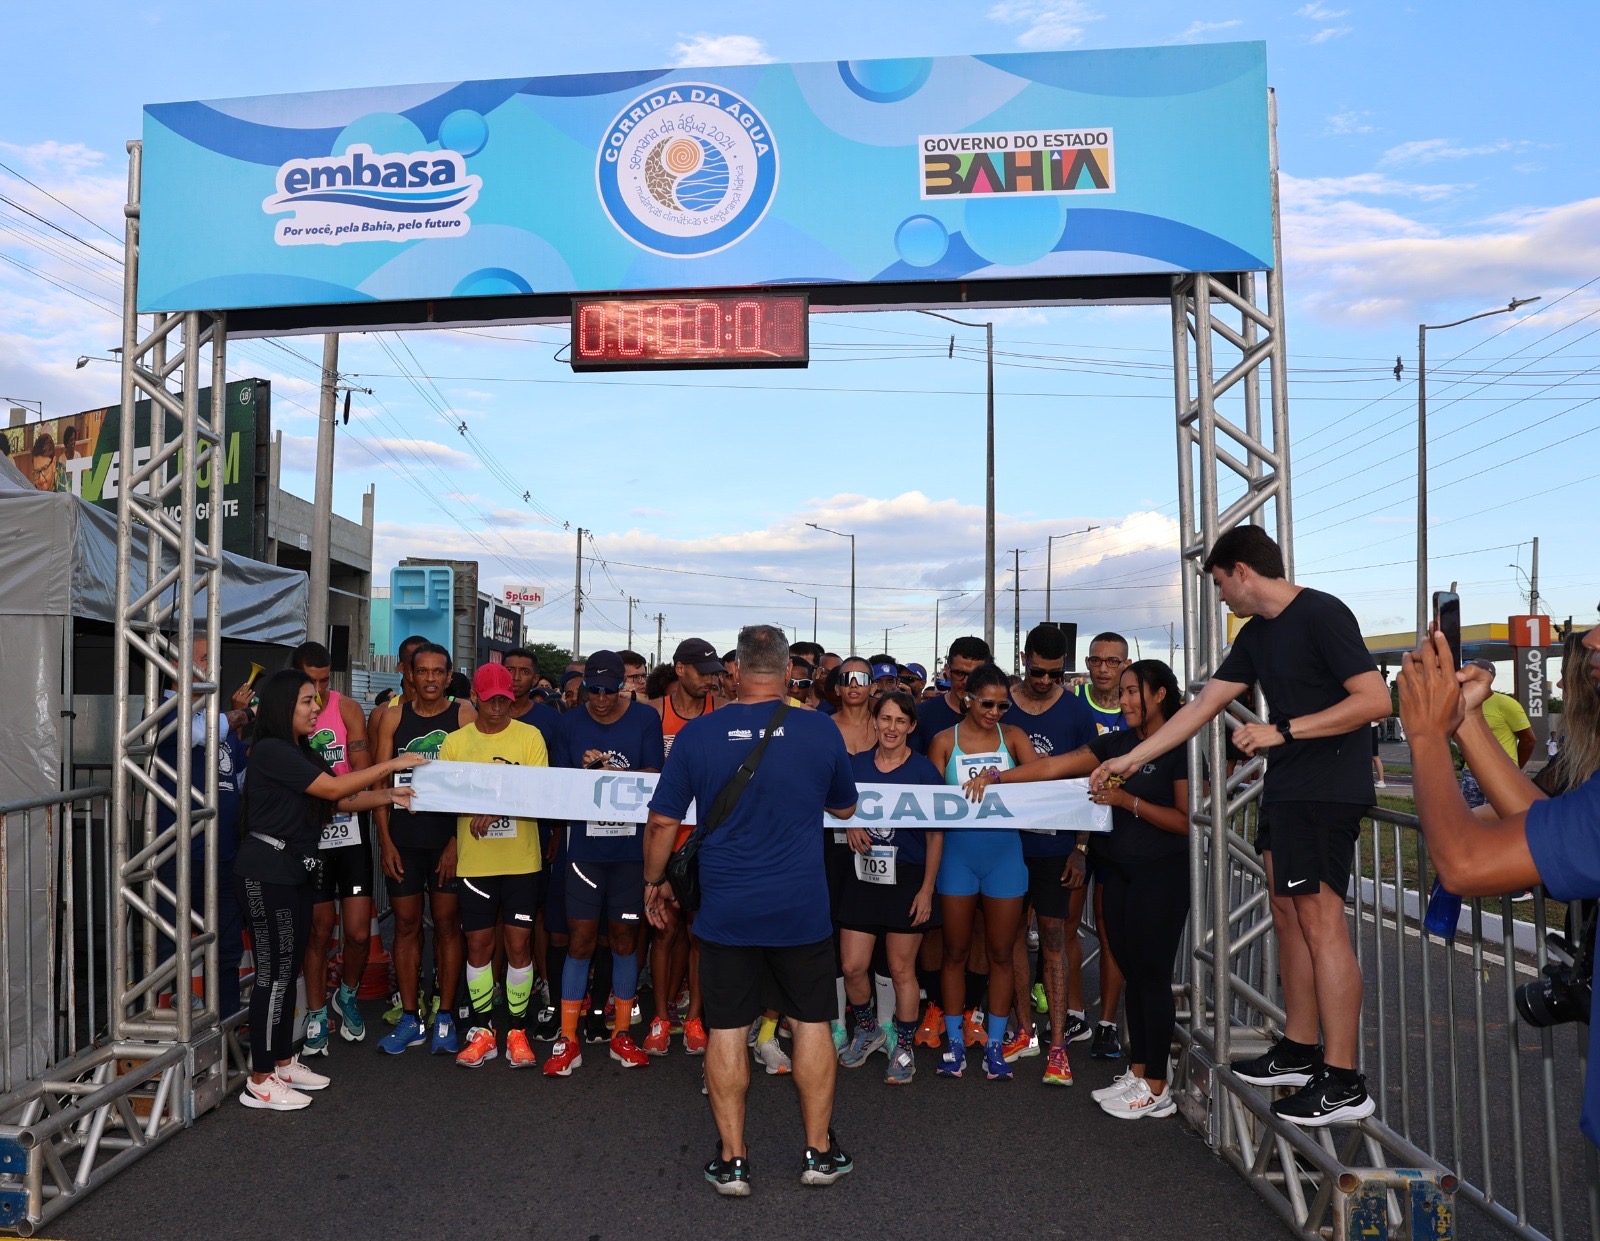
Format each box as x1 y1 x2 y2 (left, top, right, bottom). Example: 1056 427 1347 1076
611 952 638 1008
561 954 590 1004
944 1013 964 1047
986 1011 1009 1047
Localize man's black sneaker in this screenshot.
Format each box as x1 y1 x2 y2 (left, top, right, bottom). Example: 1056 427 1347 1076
704 1151 752 1197
1090 1022 1123 1060
1058 1013 1092 1045
800 1130 854 1186
532 1005 559 1042
1270 1068 1376 1127
1231 1036 1323 1087
581 1011 610 1044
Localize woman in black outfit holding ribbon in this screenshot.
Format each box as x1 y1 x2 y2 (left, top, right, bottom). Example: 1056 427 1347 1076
235 669 425 1111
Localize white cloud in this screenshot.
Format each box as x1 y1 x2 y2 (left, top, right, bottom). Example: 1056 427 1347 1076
1326 110 1376 136
987 1 1103 49
1308 24 1352 42
1171 18 1243 43
668 33 773 67
1295 1 1347 17
1280 172 1600 324
1379 137 1531 167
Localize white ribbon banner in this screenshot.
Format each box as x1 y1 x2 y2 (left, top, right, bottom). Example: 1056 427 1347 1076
409 763 1109 833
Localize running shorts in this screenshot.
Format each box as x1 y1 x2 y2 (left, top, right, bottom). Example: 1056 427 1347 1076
563 859 645 927
312 821 375 903
699 937 836 1030
837 861 938 934
384 842 461 900
458 871 542 934
1255 801 1363 898
936 829 1028 900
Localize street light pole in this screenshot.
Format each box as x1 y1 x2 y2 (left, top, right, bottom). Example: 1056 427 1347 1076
1045 525 1099 622
934 592 965 677
806 522 856 655
787 588 818 643
883 622 907 655
921 310 996 651
1414 297 1540 641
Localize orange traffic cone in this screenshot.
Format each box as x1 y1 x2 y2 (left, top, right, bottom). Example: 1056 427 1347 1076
358 914 395 1000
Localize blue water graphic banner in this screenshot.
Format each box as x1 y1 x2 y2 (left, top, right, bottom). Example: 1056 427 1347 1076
138 43 1271 315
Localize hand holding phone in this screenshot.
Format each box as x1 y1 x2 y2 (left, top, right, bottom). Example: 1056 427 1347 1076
1432 590 1461 669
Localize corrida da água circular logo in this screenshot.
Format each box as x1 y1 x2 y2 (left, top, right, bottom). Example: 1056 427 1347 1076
597 83 778 257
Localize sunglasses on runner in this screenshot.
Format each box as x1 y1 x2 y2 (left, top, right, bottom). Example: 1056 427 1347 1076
839 669 870 687
788 678 813 689
1025 665 1065 681
971 698 1011 714
583 682 620 696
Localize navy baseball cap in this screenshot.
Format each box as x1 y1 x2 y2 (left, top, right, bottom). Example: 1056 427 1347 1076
903 663 927 681
673 637 724 674
870 661 899 682
584 650 625 691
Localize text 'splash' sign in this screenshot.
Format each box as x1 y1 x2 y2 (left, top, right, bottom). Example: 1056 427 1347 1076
138 44 1271 318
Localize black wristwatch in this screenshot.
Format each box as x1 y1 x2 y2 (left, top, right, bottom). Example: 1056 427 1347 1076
1276 719 1294 744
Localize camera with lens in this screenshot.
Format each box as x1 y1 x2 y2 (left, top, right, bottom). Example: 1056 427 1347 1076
1515 902 1595 1029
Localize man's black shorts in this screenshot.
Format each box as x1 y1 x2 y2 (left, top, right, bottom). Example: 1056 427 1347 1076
312 832 375 904
699 938 836 1030
1255 801 1363 898
564 859 645 927
458 871 543 934
385 843 461 899
1025 854 1079 920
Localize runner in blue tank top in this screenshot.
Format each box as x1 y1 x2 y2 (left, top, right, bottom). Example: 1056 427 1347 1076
925 664 1040 1081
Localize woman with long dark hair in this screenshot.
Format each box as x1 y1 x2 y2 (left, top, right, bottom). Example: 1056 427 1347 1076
235 669 426 1111
927 664 1040 1081
967 659 1189 1117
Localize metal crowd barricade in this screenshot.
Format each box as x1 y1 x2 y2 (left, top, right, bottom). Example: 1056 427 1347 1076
1175 777 1600 1241
0 786 247 1237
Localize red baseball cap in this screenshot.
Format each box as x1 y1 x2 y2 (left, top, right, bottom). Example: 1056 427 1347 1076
472 661 514 701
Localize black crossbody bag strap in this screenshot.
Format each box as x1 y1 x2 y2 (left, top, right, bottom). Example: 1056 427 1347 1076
696 700 792 842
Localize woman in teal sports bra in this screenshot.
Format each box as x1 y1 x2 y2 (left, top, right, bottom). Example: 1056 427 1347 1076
925 664 1039 1081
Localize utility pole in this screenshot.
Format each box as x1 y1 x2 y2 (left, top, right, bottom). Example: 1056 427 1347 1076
1530 536 1540 615
572 527 586 660
1010 547 1023 673
306 334 338 646
934 592 964 677
806 523 856 654
653 613 666 666
1168 621 1176 665
787 588 818 643
627 596 641 650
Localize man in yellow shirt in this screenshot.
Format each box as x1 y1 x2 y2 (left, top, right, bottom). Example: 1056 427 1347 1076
439 662 548 1069
1467 659 1536 767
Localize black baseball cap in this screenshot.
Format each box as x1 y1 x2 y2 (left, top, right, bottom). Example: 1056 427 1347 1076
673 638 724 675
584 650 626 691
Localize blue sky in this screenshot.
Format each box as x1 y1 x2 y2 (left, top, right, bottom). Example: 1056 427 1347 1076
3 1 1597 667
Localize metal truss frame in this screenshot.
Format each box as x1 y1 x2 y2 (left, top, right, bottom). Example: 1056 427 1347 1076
0 138 245 1238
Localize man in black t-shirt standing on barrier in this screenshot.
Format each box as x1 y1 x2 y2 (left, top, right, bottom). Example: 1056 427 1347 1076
1092 526 1390 1126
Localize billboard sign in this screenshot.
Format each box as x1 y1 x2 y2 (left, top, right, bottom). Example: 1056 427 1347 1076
2 379 267 556
138 44 1272 318
502 584 546 607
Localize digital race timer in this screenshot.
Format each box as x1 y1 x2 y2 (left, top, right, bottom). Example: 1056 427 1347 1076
569 292 809 371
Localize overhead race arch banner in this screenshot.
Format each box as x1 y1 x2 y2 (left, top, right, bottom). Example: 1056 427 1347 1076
138 43 1271 316
409 763 1110 834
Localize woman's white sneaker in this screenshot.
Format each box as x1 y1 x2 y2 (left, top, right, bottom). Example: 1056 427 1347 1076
276 1055 329 1091
1100 1077 1176 1119
240 1075 312 1111
1091 1070 1137 1103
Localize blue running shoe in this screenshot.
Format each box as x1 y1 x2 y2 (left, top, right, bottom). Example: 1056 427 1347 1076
378 1012 427 1055
431 1011 459 1055
984 1041 1013 1081
331 985 366 1043
303 1007 330 1057
837 1024 885 1069
937 1041 966 1078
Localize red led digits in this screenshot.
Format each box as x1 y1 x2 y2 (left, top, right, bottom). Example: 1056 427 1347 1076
571 292 809 371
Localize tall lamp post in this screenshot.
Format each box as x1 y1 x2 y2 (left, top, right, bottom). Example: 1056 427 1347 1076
882 622 908 655
933 591 966 677
787 588 818 643
921 310 996 651
1045 525 1099 622
1414 296 1540 641
806 522 856 655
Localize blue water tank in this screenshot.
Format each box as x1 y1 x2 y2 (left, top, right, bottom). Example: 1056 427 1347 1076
389 564 454 653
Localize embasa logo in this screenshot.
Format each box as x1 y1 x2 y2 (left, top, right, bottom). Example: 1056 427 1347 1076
262 145 481 247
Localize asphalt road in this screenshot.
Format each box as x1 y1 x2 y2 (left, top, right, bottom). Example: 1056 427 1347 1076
50 1000 1286 1241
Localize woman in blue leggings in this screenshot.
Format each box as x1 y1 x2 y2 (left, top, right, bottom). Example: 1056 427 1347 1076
926 664 1039 1080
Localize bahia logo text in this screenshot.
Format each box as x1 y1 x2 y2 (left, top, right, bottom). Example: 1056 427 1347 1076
262 145 481 247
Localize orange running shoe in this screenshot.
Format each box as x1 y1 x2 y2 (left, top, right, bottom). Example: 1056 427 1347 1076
914 1004 944 1048
642 1017 672 1056
1042 1044 1073 1086
964 1008 987 1047
505 1029 537 1069
454 1026 498 1069
610 1032 649 1069
683 1017 708 1055
542 1036 583 1077
1002 1025 1034 1063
